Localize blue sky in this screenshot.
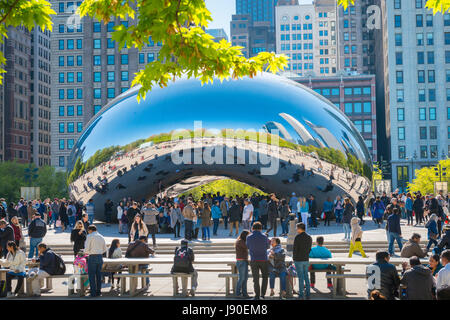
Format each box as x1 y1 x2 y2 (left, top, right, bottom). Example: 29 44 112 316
205 0 314 40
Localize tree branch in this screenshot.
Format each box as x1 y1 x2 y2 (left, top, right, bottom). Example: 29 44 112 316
0 0 22 25
175 0 185 44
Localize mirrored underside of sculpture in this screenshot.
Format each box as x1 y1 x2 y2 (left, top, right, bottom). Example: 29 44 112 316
68 72 372 220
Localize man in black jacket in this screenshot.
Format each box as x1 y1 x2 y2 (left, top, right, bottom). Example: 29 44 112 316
171 239 197 296
0 219 15 258
266 194 279 237
366 251 400 300
293 222 312 299
29 243 57 297
28 213 47 259
400 256 435 300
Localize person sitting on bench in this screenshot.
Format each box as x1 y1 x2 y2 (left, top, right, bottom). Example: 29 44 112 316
171 239 198 296
125 236 154 290
309 236 334 291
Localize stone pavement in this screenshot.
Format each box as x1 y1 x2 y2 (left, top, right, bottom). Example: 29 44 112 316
17 217 431 300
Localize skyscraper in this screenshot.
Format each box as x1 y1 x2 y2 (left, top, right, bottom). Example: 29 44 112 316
50 1 160 169
236 0 280 29
380 0 450 191
3 26 32 163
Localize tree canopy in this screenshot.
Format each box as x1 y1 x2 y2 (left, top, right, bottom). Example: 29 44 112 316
0 0 55 84
407 159 449 194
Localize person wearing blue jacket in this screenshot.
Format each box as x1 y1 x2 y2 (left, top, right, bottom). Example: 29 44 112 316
322 198 333 226
387 208 403 256
211 201 222 236
425 214 439 253
405 193 414 226
309 236 334 290
371 196 386 227
246 222 270 300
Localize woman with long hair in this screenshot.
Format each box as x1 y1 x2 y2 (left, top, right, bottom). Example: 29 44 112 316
235 230 250 298
348 217 367 257
297 197 309 233
106 238 123 288
129 214 148 242
342 198 354 241
59 200 69 232
4 241 26 298
169 202 183 239
70 220 87 256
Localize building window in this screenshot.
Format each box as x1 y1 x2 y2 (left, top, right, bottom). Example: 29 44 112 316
426 14 433 27
59 72 64 83
59 89 64 100
59 122 64 133
107 71 114 82
77 105 82 116
430 145 438 158
420 146 428 158
430 126 437 140
59 24 65 33
395 33 402 46
93 56 101 65
417 33 423 46
107 55 114 65
59 2 65 12
107 22 115 32
59 40 64 50
67 122 74 133
77 122 83 132
395 52 403 65
93 22 101 32
94 105 102 114
427 33 433 45
67 139 74 150
67 39 74 49
416 0 422 8
419 108 426 120
428 70 435 83
354 103 362 113
397 108 404 121
429 89 436 101
396 71 403 83
77 55 82 66
427 52 434 64
419 126 427 139
107 88 115 98
67 105 74 116
417 70 425 83
77 39 82 49
67 72 74 83
394 15 401 28
59 56 64 66
429 107 436 120
417 52 424 64
59 156 65 167
147 53 155 63
107 38 115 48
416 14 423 27
77 88 82 99
418 89 426 102
445 13 450 26
94 88 101 99
121 71 128 81
59 106 64 117
77 72 83 82
93 39 101 49
354 120 362 132
363 120 371 133
121 54 128 64
67 89 74 99
397 89 404 102
398 146 406 159
93 72 101 82
394 0 401 9
139 53 145 64
345 103 352 114
398 127 405 140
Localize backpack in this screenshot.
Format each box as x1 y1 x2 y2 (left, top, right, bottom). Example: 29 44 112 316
68 207 73 217
52 251 66 275
173 247 191 270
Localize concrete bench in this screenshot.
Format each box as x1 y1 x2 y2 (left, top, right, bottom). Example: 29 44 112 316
195 267 232 273
25 274 88 297
114 271 193 297
218 273 294 298
326 273 367 298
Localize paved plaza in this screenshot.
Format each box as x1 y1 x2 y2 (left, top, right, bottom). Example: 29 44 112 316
16 217 430 300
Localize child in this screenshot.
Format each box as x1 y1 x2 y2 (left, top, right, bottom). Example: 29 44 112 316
73 250 89 289
348 217 367 258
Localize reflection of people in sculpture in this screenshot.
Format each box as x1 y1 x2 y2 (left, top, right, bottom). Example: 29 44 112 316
317 179 334 193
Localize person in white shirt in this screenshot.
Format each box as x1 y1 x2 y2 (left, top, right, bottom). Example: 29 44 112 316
436 249 450 300
242 199 253 231
84 225 107 297
117 202 124 234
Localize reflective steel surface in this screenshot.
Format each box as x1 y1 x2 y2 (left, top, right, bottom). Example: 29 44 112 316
68 72 372 220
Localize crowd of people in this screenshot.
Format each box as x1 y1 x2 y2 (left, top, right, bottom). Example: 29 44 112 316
0 187 449 300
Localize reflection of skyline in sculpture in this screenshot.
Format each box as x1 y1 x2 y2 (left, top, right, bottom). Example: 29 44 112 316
68 72 372 220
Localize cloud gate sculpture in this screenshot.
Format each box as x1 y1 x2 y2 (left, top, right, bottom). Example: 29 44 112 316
68 72 372 220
